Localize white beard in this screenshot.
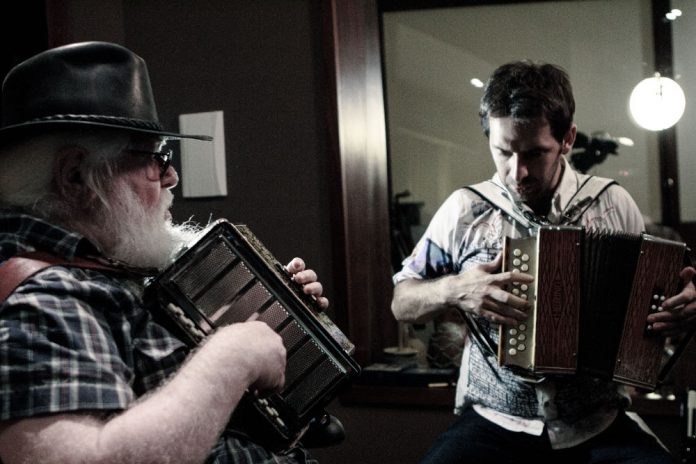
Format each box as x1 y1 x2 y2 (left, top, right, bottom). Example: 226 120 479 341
89 180 202 270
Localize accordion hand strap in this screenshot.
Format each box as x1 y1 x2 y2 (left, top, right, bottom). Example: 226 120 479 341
658 251 696 385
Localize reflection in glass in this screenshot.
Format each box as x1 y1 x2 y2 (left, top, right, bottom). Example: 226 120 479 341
382 0 696 372
629 74 685 131
383 0 663 234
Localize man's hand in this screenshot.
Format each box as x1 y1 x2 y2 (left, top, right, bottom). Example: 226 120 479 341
392 253 533 325
285 257 330 310
216 321 287 395
647 266 696 337
444 253 533 325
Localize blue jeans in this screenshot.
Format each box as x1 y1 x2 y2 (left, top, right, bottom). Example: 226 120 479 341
420 408 675 464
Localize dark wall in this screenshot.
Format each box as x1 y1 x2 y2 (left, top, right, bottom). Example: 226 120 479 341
0 1 48 106
124 1 336 304
43 0 337 309
311 400 457 463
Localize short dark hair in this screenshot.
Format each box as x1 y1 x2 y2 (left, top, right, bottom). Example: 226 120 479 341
479 61 575 142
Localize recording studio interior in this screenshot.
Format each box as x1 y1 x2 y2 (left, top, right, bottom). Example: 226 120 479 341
1 0 696 463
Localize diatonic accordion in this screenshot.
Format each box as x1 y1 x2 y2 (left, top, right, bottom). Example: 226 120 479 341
148 220 361 451
498 226 687 390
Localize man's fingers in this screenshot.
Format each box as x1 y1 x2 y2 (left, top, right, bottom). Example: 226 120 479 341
292 269 318 284
285 257 305 274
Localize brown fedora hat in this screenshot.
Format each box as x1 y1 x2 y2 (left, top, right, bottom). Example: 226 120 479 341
0 41 212 142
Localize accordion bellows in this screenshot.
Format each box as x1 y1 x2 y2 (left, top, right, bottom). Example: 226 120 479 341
498 226 687 390
148 219 360 450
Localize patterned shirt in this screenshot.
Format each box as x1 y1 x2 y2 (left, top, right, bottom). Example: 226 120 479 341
0 210 316 463
393 158 645 449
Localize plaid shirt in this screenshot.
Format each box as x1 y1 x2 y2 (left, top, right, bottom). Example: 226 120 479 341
0 210 316 464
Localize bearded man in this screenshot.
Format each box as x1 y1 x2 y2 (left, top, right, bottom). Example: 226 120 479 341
0 41 327 464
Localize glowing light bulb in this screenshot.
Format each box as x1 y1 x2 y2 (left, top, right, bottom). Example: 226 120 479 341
629 74 685 131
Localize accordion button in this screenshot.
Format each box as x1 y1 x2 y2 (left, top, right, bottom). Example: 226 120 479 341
519 324 527 331
520 264 529 272
509 328 518 335
513 249 522 257
509 338 517 346
509 348 518 356
518 334 526 341
513 258 521 266
653 294 659 300
518 344 526 351
521 284 528 291
522 254 530 262
512 289 520 296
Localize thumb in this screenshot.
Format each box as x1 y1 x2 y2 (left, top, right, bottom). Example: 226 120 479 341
680 266 696 285
285 257 305 274
479 252 502 273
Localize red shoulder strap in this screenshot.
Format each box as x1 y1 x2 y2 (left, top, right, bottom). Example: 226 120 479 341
0 251 116 303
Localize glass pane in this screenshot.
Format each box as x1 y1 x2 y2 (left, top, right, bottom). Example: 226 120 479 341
673 0 696 222
383 0 662 244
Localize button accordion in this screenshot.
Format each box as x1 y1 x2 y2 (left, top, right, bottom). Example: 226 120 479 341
498 226 687 390
148 219 361 450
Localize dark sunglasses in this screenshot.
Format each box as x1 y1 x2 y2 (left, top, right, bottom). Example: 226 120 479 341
125 148 173 180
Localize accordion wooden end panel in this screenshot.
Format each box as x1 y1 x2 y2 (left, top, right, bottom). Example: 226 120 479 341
148 220 361 451
498 226 686 390
613 237 686 388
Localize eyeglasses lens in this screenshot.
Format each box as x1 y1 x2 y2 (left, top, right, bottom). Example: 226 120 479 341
126 148 173 180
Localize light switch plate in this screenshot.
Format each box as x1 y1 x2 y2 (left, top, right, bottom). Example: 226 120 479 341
178 111 227 197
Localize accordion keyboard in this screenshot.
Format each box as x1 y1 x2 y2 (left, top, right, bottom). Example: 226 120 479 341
499 236 538 373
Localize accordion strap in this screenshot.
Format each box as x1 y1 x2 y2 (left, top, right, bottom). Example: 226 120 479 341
560 176 617 225
0 251 119 303
464 180 536 228
464 176 617 227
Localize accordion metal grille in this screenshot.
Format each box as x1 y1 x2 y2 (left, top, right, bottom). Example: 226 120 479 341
166 235 347 417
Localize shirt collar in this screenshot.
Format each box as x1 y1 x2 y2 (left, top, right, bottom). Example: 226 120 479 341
0 209 100 261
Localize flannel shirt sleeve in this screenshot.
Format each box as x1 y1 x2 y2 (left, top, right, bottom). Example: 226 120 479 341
0 266 137 420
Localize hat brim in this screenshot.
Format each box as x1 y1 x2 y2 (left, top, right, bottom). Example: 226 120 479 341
0 119 213 144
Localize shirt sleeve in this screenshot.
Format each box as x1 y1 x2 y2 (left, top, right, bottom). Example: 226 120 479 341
614 185 645 234
585 184 645 234
0 267 137 421
392 189 474 285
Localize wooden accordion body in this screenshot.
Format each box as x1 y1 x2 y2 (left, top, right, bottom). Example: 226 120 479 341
148 220 361 450
498 226 686 389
